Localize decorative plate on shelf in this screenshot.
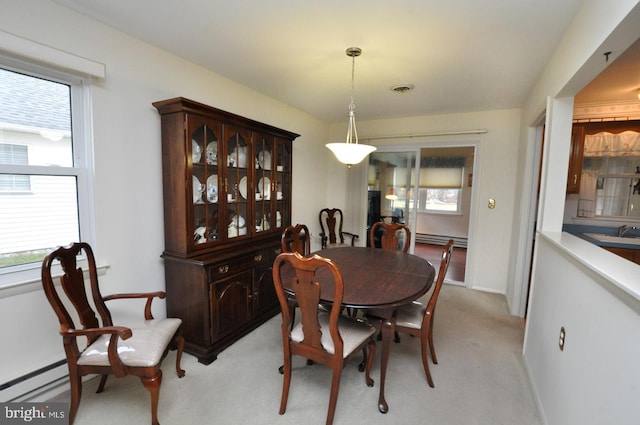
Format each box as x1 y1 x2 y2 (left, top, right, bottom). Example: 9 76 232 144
207 175 218 203
192 140 202 163
193 175 204 204
259 177 271 200
238 176 248 200
206 142 218 165
257 151 271 170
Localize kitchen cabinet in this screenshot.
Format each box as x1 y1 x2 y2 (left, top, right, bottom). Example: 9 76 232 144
153 97 298 363
566 124 585 193
602 246 640 265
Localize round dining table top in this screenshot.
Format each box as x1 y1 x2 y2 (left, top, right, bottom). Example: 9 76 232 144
297 246 436 309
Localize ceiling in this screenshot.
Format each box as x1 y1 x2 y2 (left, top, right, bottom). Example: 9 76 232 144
51 0 639 123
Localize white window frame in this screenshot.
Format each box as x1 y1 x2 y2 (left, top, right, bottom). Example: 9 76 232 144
0 54 96 289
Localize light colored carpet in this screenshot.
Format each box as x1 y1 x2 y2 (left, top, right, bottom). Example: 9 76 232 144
50 285 542 425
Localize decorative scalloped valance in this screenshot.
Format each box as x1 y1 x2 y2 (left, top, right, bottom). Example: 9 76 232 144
584 131 640 157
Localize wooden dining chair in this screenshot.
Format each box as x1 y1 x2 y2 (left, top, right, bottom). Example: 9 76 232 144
367 239 453 388
273 252 376 425
366 221 412 338
369 221 411 252
281 223 311 255
41 242 185 425
319 208 359 249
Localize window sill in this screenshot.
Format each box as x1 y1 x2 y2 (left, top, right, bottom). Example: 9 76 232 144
0 263 109 300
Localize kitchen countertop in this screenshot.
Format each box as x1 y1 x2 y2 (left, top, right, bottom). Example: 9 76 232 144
563 224 640 250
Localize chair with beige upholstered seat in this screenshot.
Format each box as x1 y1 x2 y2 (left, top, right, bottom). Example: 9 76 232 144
41 242 185 425
367 239 453 388
273 251 376 425
366 221 412 337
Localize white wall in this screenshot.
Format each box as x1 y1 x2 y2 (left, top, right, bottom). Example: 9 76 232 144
518 1 640 424
330 109 522 294
0 0 330 398
525 234 640 425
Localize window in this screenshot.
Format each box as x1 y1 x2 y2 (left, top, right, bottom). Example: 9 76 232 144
419 187 463 213
0 58 95 286
0 144 30 191
417 157 465 214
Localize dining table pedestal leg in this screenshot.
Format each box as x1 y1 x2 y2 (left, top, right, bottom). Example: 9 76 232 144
378 314 395 413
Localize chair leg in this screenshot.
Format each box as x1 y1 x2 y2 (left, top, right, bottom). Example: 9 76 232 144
364 340 376 387
96 374 108 393
141 371 162 425
68 370 82 425
377 330 401 343
279 355 292 415
326 366 343 425
428 318 438 364
175 334 186 377
358 348 367 372
420 336 435 388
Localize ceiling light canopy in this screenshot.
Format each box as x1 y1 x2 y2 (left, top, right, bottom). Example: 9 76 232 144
326 47 376 167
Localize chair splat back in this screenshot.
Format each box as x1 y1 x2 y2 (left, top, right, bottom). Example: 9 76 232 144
42 242 112 339
369 221 411 253
319 208 359 249
281 224 311 256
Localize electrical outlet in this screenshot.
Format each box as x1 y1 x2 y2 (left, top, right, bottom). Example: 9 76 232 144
559 326 566 351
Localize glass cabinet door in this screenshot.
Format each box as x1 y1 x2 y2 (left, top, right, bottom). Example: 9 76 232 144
274 138 292 231
224 126 251 241
254 133 274 234
190 116 222 248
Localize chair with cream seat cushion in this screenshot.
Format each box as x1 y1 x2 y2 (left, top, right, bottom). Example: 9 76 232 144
273 251 376 425
367 239 453 388
41 242 185 425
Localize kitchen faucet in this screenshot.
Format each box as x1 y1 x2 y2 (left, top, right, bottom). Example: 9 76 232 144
617 224 638 237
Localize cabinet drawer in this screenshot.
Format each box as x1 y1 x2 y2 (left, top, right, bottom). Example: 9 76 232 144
208 251 269 281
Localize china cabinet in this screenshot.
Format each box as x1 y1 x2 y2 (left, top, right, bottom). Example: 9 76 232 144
153 97 298 364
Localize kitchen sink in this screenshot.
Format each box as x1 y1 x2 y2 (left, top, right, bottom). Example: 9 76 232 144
583 233 640 246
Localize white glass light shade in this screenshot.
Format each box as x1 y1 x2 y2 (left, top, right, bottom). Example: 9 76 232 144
326 142 377 166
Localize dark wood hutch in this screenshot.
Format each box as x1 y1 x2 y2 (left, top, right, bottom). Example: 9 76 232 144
153 97 299 364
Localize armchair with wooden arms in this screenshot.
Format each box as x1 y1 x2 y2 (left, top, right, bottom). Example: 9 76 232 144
41 242 185 425
318 208 359 249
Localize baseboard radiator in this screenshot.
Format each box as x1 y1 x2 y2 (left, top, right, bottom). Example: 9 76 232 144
416 233 468 248
0 360 68 402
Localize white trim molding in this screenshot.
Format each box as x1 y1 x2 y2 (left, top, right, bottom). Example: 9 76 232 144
574 100 640 121
0 30 106 78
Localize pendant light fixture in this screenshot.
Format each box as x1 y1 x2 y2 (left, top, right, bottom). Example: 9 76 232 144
326 47 376 167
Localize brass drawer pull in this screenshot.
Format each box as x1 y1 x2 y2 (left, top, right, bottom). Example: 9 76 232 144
254 255 263 262
218 265 229 274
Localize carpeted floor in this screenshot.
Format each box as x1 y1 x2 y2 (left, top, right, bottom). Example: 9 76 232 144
49 285 542 425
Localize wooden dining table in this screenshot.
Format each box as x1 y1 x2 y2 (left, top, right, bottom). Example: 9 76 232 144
281 246 436 413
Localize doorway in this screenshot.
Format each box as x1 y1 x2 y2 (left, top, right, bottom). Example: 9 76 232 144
366 146 474 283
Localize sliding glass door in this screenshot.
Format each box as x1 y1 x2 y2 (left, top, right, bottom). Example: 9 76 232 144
367 150 419 251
